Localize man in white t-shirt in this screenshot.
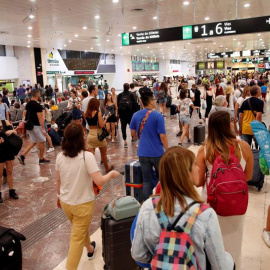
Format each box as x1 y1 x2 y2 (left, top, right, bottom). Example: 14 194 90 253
219 79 227 92
188 77 195 90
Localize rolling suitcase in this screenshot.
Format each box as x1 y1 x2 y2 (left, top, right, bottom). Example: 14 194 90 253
48 129 62 146
248 149 265 191
0 226 26 270
101 174 140 270
170 104 178 116
194 125 205 145
125 160 144 202
166 96 172 108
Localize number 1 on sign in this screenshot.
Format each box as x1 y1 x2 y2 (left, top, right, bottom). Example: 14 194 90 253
201 25 207 36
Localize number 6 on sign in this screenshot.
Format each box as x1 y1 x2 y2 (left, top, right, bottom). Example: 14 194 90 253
216 23 223 35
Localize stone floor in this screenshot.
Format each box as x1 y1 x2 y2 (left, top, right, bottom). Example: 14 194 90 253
0 99 270 270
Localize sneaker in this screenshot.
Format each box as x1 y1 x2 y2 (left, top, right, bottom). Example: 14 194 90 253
178 143 183 146
31 147 39 153
124 143 128 148
131 138 138 143
9 189 19 200
18 155 25 165
46 147 55 153
176 131 183 137
87 241 97 260
262 229 270 248
39 158 50 164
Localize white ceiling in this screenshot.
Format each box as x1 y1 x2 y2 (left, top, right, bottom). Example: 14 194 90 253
0 0 270 62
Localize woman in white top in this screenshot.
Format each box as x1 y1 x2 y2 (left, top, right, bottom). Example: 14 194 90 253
196 111 253 269
225 86 236 113
56 123 120 270
178 89 196 146
68 90 82 123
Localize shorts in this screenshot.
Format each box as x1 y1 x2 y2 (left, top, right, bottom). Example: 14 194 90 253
27 126 46 143
179 114 191 125
158 97 167 105
262 93 266 99
107 114 117 123
87 129 107 148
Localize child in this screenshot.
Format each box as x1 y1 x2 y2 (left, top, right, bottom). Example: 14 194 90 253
51 118 58 132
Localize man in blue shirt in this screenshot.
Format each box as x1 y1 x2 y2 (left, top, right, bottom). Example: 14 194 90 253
261 80 268 101
130 91 168 200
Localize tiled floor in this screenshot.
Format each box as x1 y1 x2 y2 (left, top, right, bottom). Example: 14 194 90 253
1 99 270 270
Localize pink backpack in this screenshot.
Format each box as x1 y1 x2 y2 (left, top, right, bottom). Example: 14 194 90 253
207 145 248 216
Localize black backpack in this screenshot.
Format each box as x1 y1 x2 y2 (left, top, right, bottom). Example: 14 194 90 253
118 93 133 113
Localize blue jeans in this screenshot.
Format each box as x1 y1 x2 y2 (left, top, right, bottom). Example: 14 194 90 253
139 156 161 201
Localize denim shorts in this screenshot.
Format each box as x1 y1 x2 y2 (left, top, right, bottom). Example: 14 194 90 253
179 114 191 125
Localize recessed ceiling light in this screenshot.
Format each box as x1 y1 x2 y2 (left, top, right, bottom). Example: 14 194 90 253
83 26 87 30
233 38 236 41
197 45 200 47
95 15 100 19
28 26 33 30
183 1 190 5
27 45 31 48
85 50 88 52
244 3 250 8
204 39 208 41
97 44 101 46
27 34 32 38
153 16 158 20
106 39 110 42
68 40 72 43
205 17 210 21
27 41 31 43
75 34 78 37
120 53 123 55
132 26 137 29
259 38 263 41
64 44 67 47
111 50 114 52
29 14 35 19
137 49 139 51
120 47 123 49
113 0 119 2
91 47 93 50
118 34 121 37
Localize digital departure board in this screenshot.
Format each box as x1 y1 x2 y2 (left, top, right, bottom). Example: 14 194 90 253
208 49 270 59
122 16 270 46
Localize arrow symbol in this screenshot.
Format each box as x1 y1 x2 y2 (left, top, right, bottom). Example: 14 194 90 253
185 28 190 33
267 18 270 24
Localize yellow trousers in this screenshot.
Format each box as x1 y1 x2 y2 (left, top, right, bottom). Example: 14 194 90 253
61 200 94 270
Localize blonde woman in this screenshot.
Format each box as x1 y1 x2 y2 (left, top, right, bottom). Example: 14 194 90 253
225 86 236 114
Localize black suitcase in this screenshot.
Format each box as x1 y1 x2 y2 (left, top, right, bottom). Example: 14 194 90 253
248 149 265 191
166 96 172 108
48 129 62 145
194 125 205 145
170 104 178 116
0 226 26 270
101 216 138 270
101 174 140 270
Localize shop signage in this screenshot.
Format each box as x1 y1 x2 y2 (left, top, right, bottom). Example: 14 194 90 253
46 71 61 74
47 52 59 67
208 50 270 59
173 70 179 72
74 71 95 75
122 16 270 46
231 57 268 63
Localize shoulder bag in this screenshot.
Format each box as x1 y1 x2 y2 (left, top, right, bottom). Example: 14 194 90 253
138 109 153 139
1 120 23 156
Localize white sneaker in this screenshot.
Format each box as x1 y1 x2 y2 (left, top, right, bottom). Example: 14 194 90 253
31 147 38 153
47 147 55 153
262 229 270 248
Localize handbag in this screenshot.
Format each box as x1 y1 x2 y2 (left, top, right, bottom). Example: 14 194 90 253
1 121 23 156
98 127 109 141
83 151 102 195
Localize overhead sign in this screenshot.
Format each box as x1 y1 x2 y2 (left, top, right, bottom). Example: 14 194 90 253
122 16 270 46
74 71 95 75
208 50 270 59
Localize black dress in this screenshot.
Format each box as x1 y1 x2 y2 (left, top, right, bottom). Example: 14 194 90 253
205 91 213 118
0 122 15 163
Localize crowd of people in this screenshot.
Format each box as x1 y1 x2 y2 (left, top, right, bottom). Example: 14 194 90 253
0 71 270 270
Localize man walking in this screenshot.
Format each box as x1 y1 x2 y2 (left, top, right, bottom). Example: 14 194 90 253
239 85 264 146
18 90 50 165
130 91 168 201
17 85 26 104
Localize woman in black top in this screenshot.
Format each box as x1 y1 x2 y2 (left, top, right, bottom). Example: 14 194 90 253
104 93 118 142
0 120 19 203
204 84 214 119
85 99 113 173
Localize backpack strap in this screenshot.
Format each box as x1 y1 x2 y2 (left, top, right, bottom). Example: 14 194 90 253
138 109 153 139
181 204 210 234
152 196 169 229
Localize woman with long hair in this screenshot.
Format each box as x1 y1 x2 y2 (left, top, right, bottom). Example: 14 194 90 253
68 89 82 123
203 84 213 119
131 146 234 269
56 123 120 270
157 82 168 117
225 86 236 114
103 93 118 142
196 111 253 269
178 89 196 146
85 98 113 172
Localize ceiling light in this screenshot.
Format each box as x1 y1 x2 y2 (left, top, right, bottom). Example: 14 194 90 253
153 16 158 20
111 50 114 52
187 42 191 45
233 38 236 41
258 33 261 36
120 53 123 55
113 0 119 2
27 41 31 43
29 14 35 19
27 45 31 48
64 44 67 47
137 49 139 51
244 3 250 8
97 44 101 46
95 15 100 19
259 38 263 41
106 39 110 42
28 26 33 30
91 47 93 50
120 47 123 49
197 45 200 47
75 34 78 37
27 34 32 38
205 17 210 21
68 40 72 43
183 1 190 5
83 26 87 30
132 26 137 29
118 34 121 37
85 50 88 52
204 39 208 41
